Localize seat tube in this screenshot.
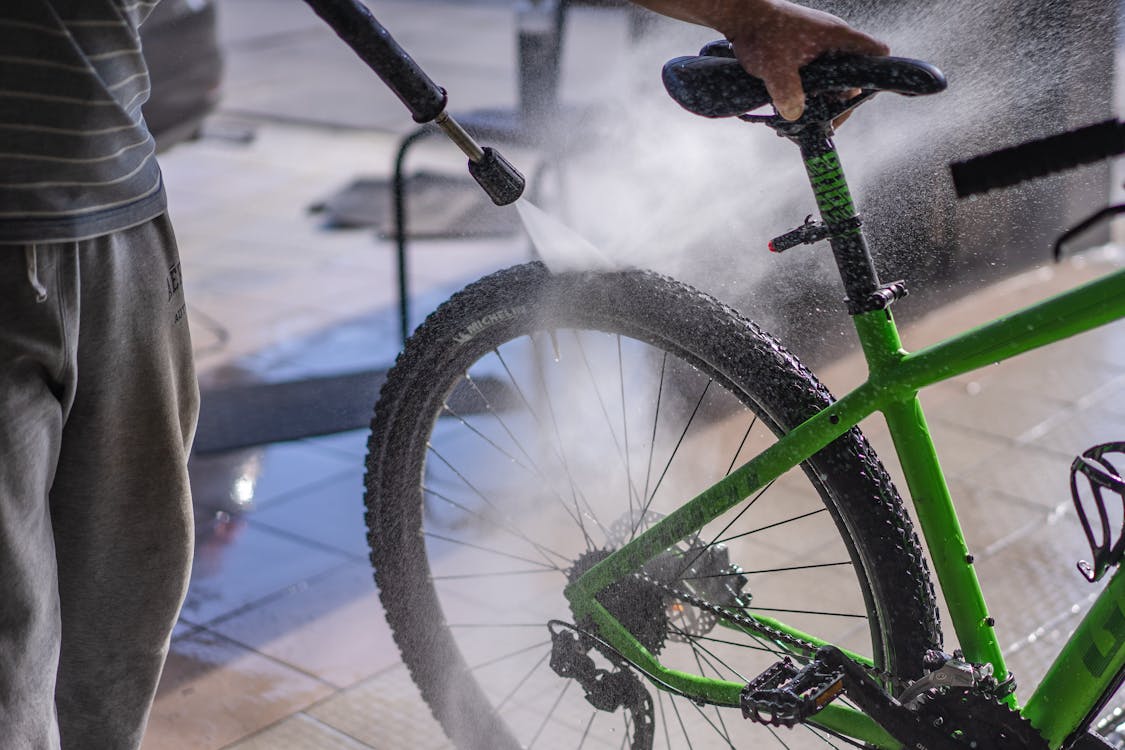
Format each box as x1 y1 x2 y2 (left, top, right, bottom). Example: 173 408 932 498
798 130 1010 680
797 132 882 314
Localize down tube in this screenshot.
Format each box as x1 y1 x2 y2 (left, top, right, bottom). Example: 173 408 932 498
1022 566 1125 748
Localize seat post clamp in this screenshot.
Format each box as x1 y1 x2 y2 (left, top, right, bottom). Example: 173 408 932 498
848 280 909 315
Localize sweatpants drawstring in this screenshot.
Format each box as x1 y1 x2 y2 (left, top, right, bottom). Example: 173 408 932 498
25 245 47 303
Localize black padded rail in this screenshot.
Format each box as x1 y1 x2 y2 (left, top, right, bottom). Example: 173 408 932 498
951 119 1125 198
662 48 946 119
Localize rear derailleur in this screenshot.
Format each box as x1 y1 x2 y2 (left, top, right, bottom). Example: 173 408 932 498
548 622 655 750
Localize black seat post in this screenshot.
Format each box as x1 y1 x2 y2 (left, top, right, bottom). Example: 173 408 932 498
795 130 882 315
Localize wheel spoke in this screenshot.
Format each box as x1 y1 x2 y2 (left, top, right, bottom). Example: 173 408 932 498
496 648 551 711
643 378 713 510
667 631 791 656
423 484 570 566
735 604 866 620
656 691 674 750
767 723 794 749
531 335 601 550
441 401 539 476
805 723 854 749
672 480 775 583
716 507 829 545
686 696 737 748
725 614 802 662
617 334 640 527
493 347 595 549
674 623 748 682
668 694 696 750
442 397 605 537
469 640 552 671
577 710 597 750
725 414 760 476
686 561 852 579
569 331 646 524
686 644 737 747
432 568 559 581
427 446 569 568
463 371 592 527
424 531 562 571
527 676 572 748
438 393 616 557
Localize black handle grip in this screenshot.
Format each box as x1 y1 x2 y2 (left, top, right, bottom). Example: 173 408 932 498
302 0 447 123
950 119 1125 198
662 50 946 119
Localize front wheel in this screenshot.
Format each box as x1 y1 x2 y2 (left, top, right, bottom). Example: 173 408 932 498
367 263 940 749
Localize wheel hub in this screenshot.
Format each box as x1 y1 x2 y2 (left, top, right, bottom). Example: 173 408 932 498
565 511 749 654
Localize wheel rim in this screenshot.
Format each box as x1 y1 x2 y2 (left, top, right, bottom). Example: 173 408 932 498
375 316 892 750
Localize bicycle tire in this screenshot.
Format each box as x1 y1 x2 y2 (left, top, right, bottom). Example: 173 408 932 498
367 262 941 749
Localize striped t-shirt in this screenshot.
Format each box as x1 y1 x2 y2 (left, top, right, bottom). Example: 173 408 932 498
0 1 166 244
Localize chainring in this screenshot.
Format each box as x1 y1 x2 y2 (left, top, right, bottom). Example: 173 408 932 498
912 687 1048 749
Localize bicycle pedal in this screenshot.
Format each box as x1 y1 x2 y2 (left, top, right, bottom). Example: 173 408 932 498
740 656 845 727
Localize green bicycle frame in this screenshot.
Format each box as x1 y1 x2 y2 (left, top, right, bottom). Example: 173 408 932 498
565 136 1125 748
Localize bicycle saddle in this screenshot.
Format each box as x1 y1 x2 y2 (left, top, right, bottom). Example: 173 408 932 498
663 41 947 119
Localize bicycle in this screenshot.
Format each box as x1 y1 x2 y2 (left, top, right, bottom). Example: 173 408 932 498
362 40 1125 750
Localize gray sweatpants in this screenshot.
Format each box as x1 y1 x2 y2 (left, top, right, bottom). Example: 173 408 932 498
0 215 197 749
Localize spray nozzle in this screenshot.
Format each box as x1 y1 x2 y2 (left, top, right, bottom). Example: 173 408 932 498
468 147 526 206
431 112 526 205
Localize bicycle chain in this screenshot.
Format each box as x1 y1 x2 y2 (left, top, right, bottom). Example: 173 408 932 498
632 571 890 682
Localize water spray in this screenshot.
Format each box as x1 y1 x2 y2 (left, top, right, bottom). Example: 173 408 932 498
301 0 526 207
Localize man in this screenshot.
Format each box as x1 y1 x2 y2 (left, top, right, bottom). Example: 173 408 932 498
0 2 195 749
0 1 883 748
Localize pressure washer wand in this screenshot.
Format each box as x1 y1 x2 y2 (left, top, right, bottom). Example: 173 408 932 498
301 0 526 206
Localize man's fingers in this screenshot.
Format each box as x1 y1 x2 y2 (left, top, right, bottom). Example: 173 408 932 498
765 68 806 121
726 4 889 124
833 31 890 57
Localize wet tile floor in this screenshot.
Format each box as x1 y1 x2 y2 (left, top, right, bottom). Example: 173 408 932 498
143 243 1125 748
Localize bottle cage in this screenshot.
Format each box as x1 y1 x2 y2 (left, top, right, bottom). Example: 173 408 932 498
1072 442 1125 583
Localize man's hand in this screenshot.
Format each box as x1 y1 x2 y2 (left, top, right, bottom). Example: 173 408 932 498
629 0 889 121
